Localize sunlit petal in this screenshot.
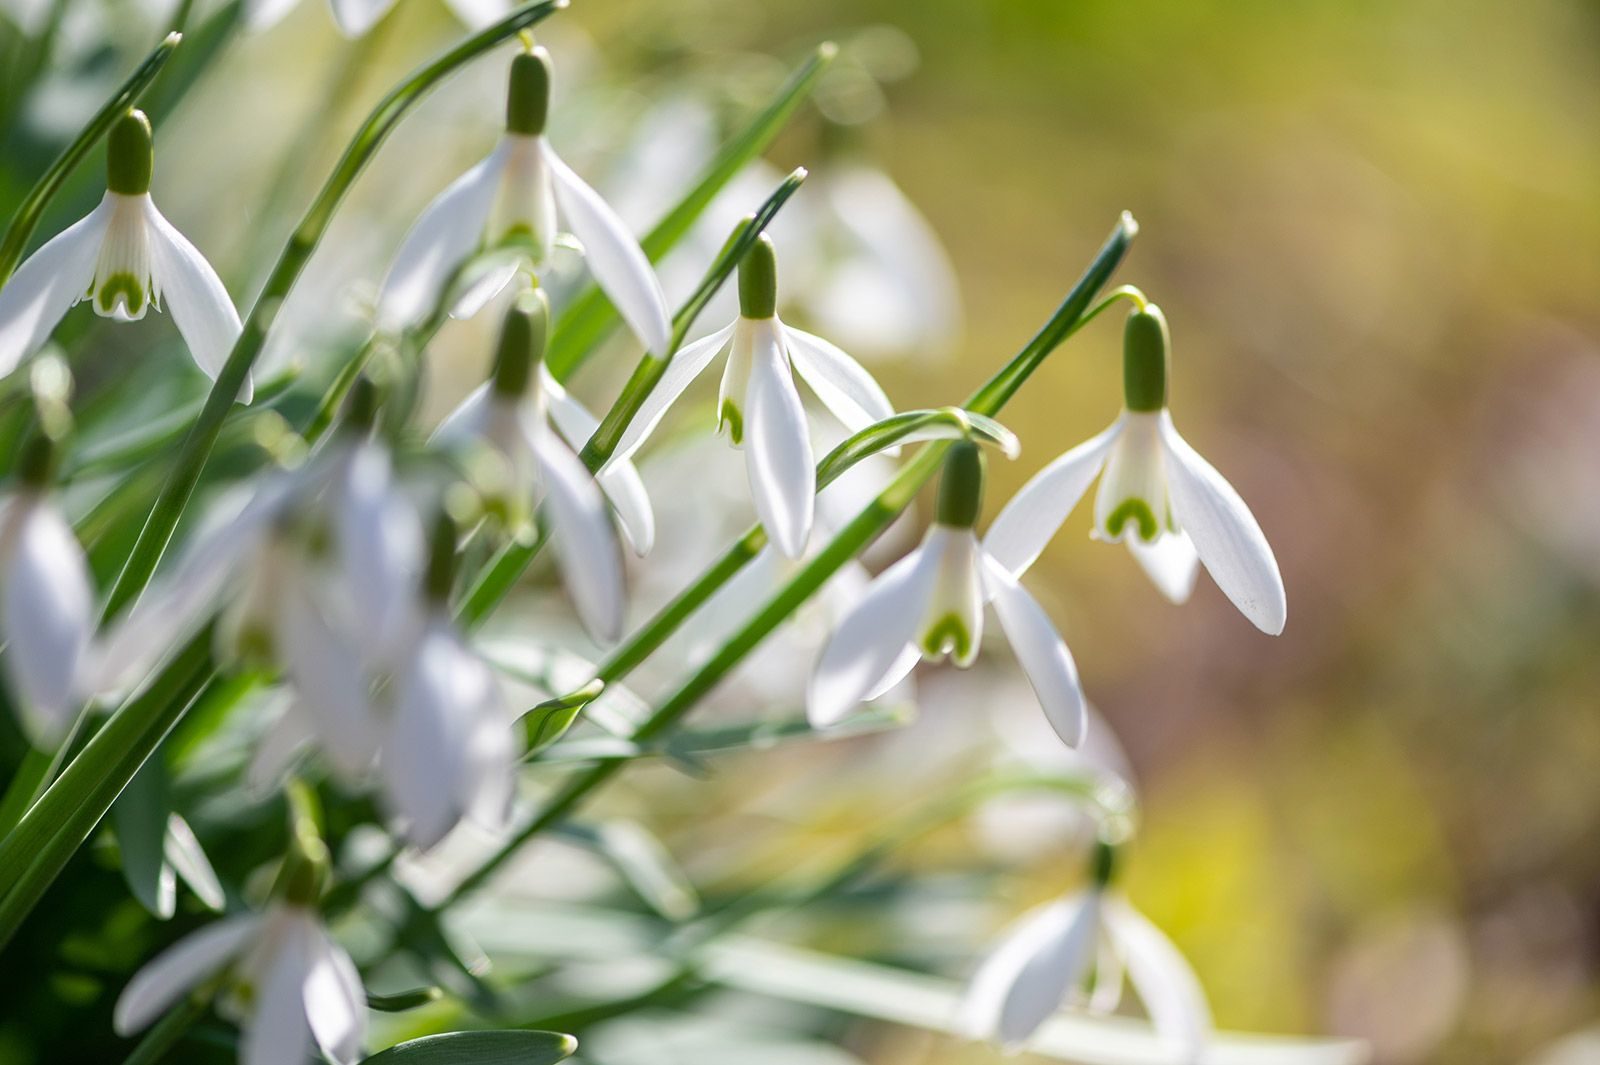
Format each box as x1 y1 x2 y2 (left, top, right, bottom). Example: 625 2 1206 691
0 197 111 379
808 546 938 727
144 199 248 402
1127 530 1201 605
333 441 424 662
274 581 379 782
610 321 734 461
301 919 366 1065
963 893 1102 1049
982 554 1086 748
241 917 314 1065
542 365 655 555
744 319 814 558
1103 897 1212 1063
114 914 262 1035
328 0 395 37
984 420 1121 578
0 497 93 747
782 323 895 433
528 422 627 643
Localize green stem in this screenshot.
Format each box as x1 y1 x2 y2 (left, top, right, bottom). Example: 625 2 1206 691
99 0 566 624
0 33 181 284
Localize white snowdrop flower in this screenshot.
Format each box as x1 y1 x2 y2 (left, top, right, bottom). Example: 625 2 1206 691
808 442 1087 746
0 437 94 749
114 846 366 1065
0 111 246 400
984 304 1288 634
612 233 895 558
432 291 629 643
378 515 517 851
962 842 1212 1059
377 46 670 358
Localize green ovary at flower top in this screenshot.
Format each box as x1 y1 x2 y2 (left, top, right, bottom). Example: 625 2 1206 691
0 109 248 400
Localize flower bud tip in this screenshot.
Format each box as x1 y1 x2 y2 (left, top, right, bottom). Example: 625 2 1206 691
1119 210 1139 238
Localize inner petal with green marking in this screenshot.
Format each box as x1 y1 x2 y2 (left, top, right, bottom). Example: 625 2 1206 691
87 194 156 321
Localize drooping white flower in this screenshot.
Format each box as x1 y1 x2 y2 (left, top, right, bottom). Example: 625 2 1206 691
808 443 1087 746
984 304 1287 634
962 845 1212 1059
612 233 894 558
432 291 629 643
0 438 94 748
0 111 246 400
377 46 670 357
114 901 366 1065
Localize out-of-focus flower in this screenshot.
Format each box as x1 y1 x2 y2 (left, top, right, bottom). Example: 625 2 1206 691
612 234 893 558
243 0 503 38
0 111 245 399
963 843 1211 1058
984 304 1287 634
809 443 1086 745
0 436 94 748
378 47 670 358
433 291 630 642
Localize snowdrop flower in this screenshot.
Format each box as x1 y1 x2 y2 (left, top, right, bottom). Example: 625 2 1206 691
985 304 1287 634
962 842 1211 1059
0 436 94 748
808 442 1087 745
114 834 365 1065
377 46 670 358
432 291 628 642
379 514 517 851
0 111 246 399
613 234 895 558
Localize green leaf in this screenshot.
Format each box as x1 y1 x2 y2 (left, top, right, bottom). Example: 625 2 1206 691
815 407 1020 492
360 1031 578 1065
365 986 443 1012
110 752 174 917
519 680 605 753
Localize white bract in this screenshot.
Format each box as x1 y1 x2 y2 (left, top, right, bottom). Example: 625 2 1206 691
377 46 670 357
808 445 1087 747
612 234 894 558
115 902 366 1065
985 304 1287 634
0 111 246 400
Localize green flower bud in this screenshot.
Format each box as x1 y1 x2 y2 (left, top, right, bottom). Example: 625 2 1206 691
738 234 779 320
935 441 985 528
1122 304 1169 413
506 48 552 136
492 289 549 398
423 510 460 605
107 110 154 196
15 433 59 489
342 376 380 434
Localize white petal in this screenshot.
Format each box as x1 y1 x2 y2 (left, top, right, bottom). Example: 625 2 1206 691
808 546 937 727
247 699 313 795
982 554 1087 748
0 498 93 746
383 626 472 850
783 323 895 433
919 527 985 666
1127 531 1201 605
448 254 522 320
163 815 225 911
438 0 507 27
430 382 493 449
862 643 919 702
610 320 734 461
744 320 814 558
334 442 423 663
542 366 655 555
962 893 1101 1048
1159 414 1287 635
301 919 366 1065
243 0 300 30
328 0 394 35
528 422 627 643
274 580 379 782
377 145 506 333
0 197 111 379
144 199 248 403
241 918 314 1065
543 139 671 354
983 420 1120 578
1103 897 1213 1062
114 913 262 1035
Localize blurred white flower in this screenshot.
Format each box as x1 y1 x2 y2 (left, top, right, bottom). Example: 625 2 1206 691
0 111 245 399
612 234 893 558
985 304 1287 634
244 0 504 38
378 47 669 357
115 902 366 1065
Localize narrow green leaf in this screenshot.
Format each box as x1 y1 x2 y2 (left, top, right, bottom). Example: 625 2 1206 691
110 751 174 917
365 986 443 1012
360 1031 578 1065
814 407 1020 491
519 680 604 753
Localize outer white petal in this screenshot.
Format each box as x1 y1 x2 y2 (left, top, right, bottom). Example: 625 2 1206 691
328 0 394 35
1103 897 1213 1063
144 199 248 403
962 893 1102 1048
383 624 471 850
542 366 655 556
334 441 424 662
1158 414 1287 635
438 0 507 27
982 555 1087 748
300 917 367 1065
430 382 493 449
808 546 938 727
461 664 516 832
247 699 313 794
610 320 735 461
114 913 262 1034
783 324 895 433
448 254 522 320
0 498 93 746
241 917 314 1065
164 815 225 911
528 422 627 643
744 321 814 558
275 580 379 782
1127 531 1201 605
0 198 111 379
377 145 507 333
983 420 1121 578
243 0 301 30
862 643 920 702
543 139 671 354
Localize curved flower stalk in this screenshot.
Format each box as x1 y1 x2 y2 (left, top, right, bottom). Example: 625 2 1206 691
377 46 670 357
432 291 629 643
0 111 246 400
809 442 1087 746
0 437 95 749
985 304 1287 635
963 842 1211 1059
612 233 895 558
